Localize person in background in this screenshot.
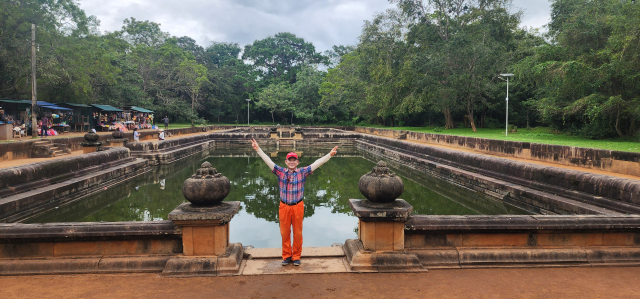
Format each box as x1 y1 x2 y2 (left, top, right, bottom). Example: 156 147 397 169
250 138 339 267
41 115 49 138
163 116 169 130
158 128 165 140
133 127 140 142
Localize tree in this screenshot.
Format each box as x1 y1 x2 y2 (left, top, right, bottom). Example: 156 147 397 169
116 18 169 48
291 65 326 124
243 32 327 85
256 82 294 124
516 0 640 138
394 0 521 130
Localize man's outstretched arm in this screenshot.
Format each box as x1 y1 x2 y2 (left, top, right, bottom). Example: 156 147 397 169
251 138 275 171
310 146 339 171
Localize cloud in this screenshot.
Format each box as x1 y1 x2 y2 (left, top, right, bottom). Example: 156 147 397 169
78 0 551 52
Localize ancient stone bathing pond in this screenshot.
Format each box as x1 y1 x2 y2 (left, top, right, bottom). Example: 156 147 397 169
24 146 528 248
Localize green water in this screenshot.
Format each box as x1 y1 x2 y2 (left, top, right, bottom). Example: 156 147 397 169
26 146 527 247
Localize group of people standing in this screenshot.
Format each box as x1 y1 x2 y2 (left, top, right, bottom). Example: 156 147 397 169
131 116 168 142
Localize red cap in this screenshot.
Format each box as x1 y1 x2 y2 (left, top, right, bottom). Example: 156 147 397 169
286 152 298 160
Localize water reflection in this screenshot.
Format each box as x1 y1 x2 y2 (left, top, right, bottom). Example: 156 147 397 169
25 146 528 247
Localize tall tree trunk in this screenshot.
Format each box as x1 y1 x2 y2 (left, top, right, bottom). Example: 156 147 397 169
443 109 454 129
271 112 275 124
480 109 486 128
629 118 637 137
467 107 477 132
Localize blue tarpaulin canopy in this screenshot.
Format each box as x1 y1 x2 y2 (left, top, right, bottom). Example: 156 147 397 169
41 105 72 111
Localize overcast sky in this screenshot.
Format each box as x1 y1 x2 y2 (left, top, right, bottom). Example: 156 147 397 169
79 0 552 52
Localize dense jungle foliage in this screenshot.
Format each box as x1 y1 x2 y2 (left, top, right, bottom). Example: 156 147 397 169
0 0 638 138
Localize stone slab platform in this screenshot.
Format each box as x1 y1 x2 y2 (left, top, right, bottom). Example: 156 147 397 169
242 257 348 275
245 246 344 259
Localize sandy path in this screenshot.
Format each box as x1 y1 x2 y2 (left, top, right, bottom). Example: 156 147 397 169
1 266 638 298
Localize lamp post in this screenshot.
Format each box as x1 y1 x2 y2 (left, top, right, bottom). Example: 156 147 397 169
246 99 251 126
499 73 514 136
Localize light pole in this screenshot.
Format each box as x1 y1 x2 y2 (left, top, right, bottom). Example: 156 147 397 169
499 73 514 136
246 99 251 126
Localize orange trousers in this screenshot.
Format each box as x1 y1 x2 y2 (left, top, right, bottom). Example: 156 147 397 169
279 201 304 260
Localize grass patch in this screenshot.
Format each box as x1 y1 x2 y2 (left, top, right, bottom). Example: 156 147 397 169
368 126 640 153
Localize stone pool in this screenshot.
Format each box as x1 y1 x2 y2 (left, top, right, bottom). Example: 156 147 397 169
25 146 528 248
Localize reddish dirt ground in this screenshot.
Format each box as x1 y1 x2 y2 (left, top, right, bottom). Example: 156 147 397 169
1 266 639 298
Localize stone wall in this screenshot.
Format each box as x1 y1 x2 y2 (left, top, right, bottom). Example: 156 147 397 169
0 148 150 222
404 215 640 268
356 136 640 215
359 135 640 206
0 147 130 195
0 221 182 275
352 127 640 176
0 140 32 161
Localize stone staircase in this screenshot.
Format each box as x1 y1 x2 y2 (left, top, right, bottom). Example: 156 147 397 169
32 140 71 158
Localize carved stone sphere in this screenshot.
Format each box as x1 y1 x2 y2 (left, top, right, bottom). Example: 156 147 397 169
84 131 100 142
112 130 124 139
182 162 231 206
358 161 404 203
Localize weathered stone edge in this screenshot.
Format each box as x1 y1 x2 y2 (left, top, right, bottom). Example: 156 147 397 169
0 221 180 242
406 215 640 231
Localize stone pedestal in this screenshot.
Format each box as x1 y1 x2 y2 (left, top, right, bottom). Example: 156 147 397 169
345 199 424 272
107 138 128 147
164 201 243 277
80 142 102 153
350 199 412 251
168 201 240 256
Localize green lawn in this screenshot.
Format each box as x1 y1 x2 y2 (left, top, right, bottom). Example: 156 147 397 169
368 126 640 153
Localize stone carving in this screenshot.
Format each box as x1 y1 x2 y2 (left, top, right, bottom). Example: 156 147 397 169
80 131 103 152
182 161 231 206
112 130 124 139
83 131 100 142
358 161 404 203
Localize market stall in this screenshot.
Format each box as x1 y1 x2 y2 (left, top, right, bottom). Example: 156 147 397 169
121 105 155 130
90 104 123 131
40 103 73 135
58 103 92 132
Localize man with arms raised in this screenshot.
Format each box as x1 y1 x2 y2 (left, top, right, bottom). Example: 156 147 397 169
250 138 338 266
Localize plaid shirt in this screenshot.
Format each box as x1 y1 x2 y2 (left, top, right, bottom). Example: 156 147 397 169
273 165 313 204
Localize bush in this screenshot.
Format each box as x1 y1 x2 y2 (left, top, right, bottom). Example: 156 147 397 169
433 127 444 132
484 117 500 129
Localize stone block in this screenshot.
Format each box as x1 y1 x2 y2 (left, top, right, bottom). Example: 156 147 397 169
602 233 634 246
359 221 404 251
162 256 218 277
97 256 171 273
0 242 54 258
586 247 640 264
461 233 529 247
54 241 99 256
0 258 101 275
343 239 424 272
537 233 603 247
180 224 229 256
457 248 589 267
410 249 460 268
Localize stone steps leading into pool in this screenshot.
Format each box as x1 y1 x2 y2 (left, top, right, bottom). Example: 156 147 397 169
0 157 151 222
356 138 636 215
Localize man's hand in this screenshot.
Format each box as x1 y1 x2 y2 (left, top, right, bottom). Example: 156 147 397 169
329 146 339 157
251 138 260 151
